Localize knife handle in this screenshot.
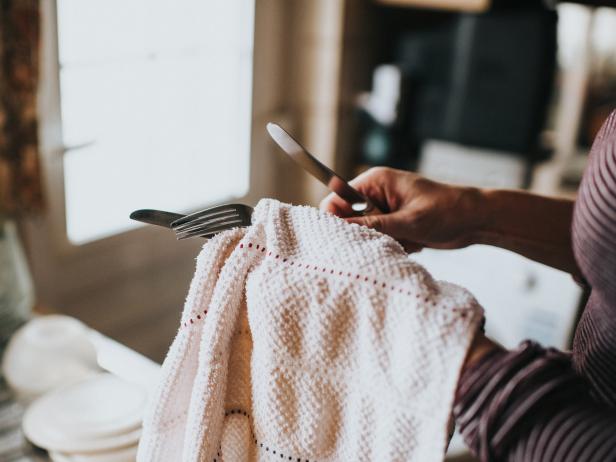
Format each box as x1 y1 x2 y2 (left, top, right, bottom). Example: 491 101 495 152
351 199 382 216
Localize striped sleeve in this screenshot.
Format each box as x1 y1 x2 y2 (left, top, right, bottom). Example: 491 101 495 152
454 342 616 461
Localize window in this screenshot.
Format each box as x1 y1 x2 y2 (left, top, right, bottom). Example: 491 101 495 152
31 0 284 354
56 0 255 243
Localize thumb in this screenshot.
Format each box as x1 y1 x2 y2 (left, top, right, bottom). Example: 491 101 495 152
346 212 423 253
345 212 400 236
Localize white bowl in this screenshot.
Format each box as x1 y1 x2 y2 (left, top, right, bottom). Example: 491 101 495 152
2 315 99 400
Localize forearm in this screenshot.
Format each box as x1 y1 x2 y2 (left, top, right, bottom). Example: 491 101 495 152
472 189 581 277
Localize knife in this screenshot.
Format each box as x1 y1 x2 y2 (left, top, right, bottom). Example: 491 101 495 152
266 123 380 215
129 209 186 229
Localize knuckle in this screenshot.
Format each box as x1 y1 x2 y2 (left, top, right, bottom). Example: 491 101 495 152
366 215 383 231
369 166 391 178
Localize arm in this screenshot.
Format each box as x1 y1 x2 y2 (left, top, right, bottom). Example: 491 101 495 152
455 340 616 462
475 190 580 278
320 167 581 277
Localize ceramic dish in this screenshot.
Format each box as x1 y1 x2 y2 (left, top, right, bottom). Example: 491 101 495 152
23 374 145 453
49 444 138 462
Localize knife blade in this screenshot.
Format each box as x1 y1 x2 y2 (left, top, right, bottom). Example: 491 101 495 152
129 209 186 229
266 123 379 215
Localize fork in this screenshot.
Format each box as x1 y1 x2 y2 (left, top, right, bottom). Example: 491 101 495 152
171 203 254 240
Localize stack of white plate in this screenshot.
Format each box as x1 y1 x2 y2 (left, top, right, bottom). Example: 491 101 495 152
23 373 147 462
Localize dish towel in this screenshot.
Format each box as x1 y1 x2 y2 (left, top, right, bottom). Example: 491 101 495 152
138 199 483 462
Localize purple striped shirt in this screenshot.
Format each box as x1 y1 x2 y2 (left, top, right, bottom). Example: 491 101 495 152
454 110 616 461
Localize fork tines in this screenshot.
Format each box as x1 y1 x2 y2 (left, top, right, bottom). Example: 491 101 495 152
171 204 253 240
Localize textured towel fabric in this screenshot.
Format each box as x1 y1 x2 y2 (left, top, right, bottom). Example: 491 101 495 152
138 199 484 462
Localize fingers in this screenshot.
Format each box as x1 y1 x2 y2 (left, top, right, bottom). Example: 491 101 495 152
320 167 394 217
345 213 424 254
346 210 407 235
345 214 387 232
345 211 407 238
346 167 391 204
319 192 355 217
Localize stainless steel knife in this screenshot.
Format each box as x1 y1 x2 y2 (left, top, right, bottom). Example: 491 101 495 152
266 123 380 215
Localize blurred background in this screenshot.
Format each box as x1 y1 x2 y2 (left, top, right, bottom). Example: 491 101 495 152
1 1 615 457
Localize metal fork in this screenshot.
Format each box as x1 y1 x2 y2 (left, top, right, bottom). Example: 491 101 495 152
171 203 253 240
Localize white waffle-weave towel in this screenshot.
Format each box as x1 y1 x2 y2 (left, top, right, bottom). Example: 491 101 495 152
138 199 483 462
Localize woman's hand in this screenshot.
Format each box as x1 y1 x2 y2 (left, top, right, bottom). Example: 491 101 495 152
320 167 487 253
321 166 581 276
